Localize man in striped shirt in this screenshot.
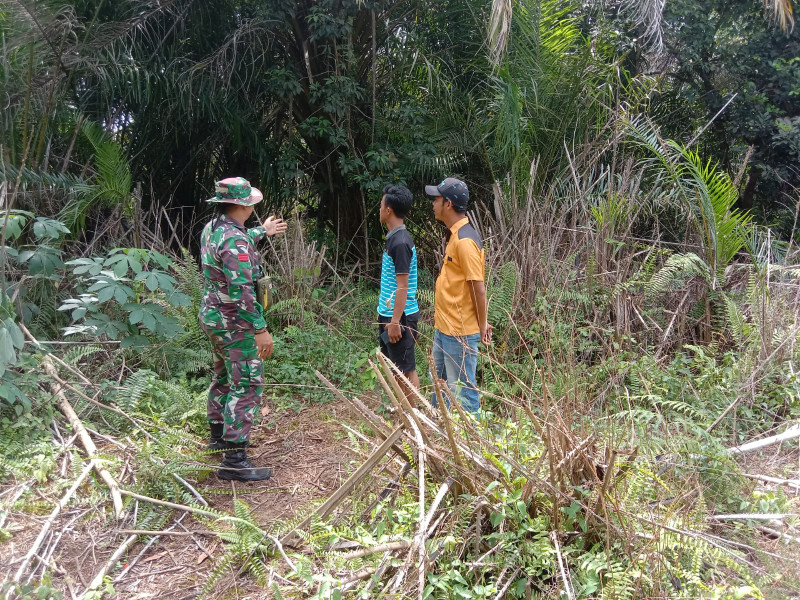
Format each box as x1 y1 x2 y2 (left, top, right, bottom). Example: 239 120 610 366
377 185 420 398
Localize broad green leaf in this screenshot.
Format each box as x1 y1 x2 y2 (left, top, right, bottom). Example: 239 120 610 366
489 511 505 527
66 258 105 276
120 335 151 348
0 377 30 410
113 259 129 278
26 247 65 276
33 217 70 240
2 317 24 350
2 214 27 240
96 285 115 303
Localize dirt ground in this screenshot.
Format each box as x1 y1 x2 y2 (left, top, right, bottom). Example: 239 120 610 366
1 399 367 600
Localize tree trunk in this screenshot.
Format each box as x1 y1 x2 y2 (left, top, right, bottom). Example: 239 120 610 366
739 164 760 212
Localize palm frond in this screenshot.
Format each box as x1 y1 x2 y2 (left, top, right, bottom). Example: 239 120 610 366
764 0 795 33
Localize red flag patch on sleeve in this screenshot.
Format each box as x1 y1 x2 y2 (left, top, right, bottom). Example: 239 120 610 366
237 253 250 262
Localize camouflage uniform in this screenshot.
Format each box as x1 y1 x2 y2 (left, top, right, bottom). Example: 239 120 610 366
199 213 268 444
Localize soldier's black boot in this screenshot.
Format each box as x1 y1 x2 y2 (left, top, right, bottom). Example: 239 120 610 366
218 443 272 481
208 422 225 451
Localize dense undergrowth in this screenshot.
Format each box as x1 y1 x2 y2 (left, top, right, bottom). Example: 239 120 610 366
2 120 800 599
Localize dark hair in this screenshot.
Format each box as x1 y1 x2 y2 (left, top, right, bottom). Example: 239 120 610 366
382 185 414 218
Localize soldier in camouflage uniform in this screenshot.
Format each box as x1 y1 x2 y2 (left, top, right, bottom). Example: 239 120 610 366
199 177 287 481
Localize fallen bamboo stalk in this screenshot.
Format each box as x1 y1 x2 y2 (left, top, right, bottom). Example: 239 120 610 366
391 477 453 594
20 323 153 441
415 478 453 599
376 353 432 448
79 534 138 599
550 531 576 600
426 351 475 495
315 370 411 464
757 525 800 544
707 513 797 522
340 566 378 588
13 460 96 583
369 359 414 432
381 351 435 412
42 356 125 520
281 426 404 547
742 473 800 491
729 424 800 455
341 540 411 560
412 407 502 479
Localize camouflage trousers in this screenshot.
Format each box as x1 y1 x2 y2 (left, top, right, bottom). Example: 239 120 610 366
200 323 264 443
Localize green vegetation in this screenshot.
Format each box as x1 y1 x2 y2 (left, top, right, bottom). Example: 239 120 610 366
2 0 800 598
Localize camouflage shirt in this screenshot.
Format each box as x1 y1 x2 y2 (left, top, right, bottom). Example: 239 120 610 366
199 214 267 331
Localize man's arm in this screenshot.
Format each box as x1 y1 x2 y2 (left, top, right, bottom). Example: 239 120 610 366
468 280 492 345
386 273 409 343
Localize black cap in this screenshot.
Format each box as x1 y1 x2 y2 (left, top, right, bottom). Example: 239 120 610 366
424 177 469 210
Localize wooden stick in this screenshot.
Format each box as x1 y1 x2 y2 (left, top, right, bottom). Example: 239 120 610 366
757 525 800 544
120 490 246 524
391 477 453 593
0 485 28 530
13 460 96 582
340 566 378 587
79 534 138 599
173 474 209 506
266 534 296 572
42 356 125 520
415 478 453 598
492 567 522 600
377 353 432 448
117 529 218 537
382 351 435 412
48 369 154 441
315 371 411 464
20 322 153 441
341 540 411 560
729 424 800 455
115 514 187 582
707 513 797 522
742 473 800 491
550 531 576 600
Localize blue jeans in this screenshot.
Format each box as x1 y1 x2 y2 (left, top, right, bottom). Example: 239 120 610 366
432 329 481 415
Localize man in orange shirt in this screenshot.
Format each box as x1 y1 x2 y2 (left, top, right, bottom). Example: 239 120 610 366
425 178 492 415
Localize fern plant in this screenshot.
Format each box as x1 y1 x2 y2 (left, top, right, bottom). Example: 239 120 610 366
199 499 275 599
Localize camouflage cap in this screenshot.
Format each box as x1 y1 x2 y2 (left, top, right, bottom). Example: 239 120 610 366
207 177 264 206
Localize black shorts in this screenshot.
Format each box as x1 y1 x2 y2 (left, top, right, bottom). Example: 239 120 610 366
378 312 420 373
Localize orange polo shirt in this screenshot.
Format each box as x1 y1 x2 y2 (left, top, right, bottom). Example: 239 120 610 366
434 217 485 336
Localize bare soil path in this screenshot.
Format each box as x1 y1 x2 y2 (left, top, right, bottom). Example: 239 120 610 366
1 399 363 600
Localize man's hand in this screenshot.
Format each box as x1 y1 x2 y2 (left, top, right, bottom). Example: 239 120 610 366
386 321 402 344
255 330 274 359
481 323 493 346
262 216 288 237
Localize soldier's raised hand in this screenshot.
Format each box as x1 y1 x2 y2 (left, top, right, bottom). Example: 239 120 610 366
262 216 288 236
